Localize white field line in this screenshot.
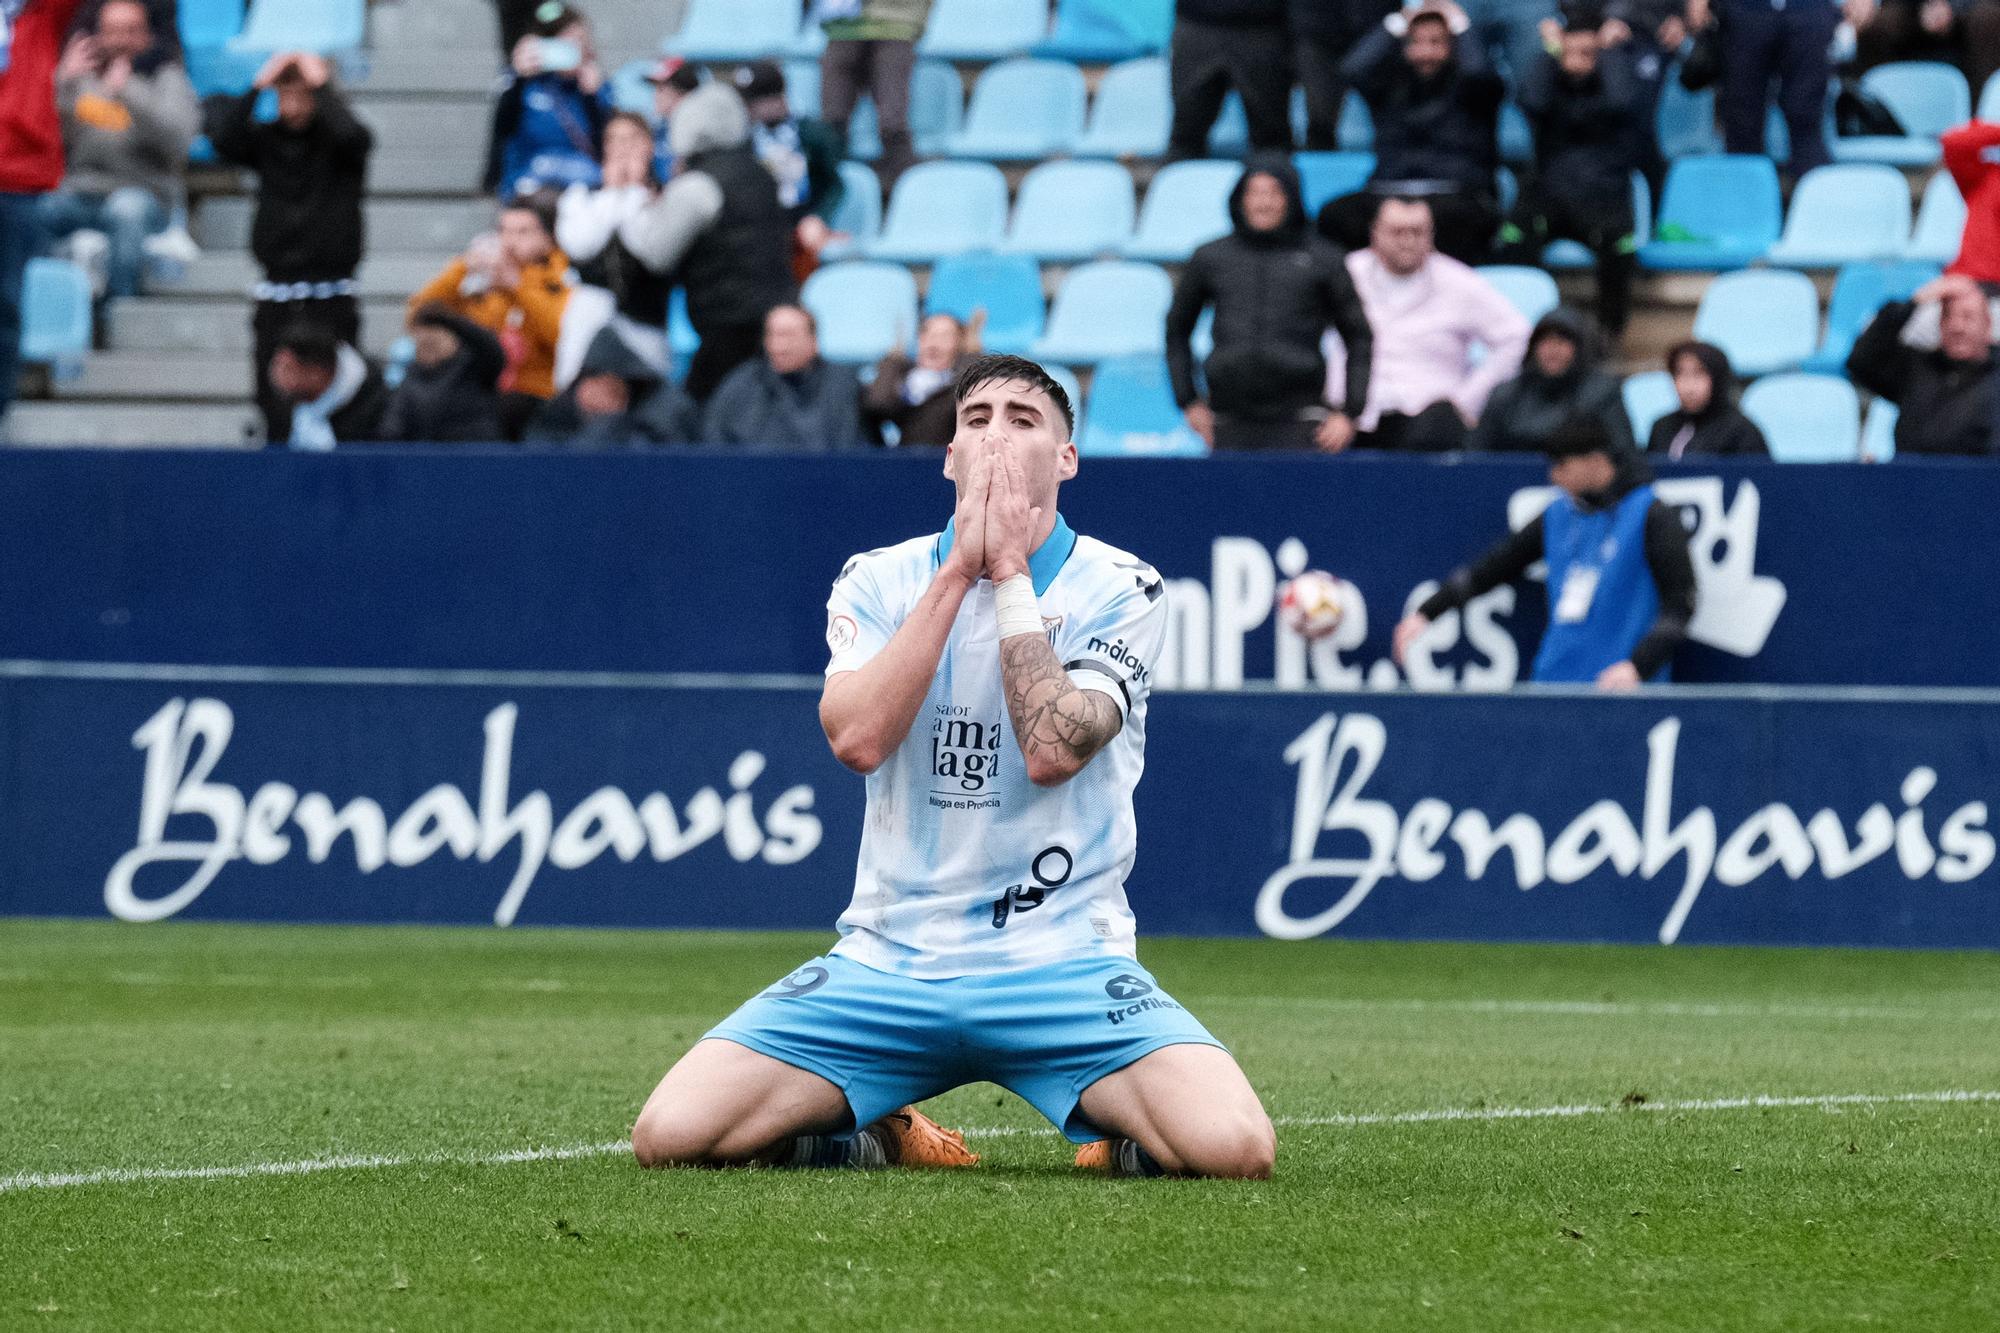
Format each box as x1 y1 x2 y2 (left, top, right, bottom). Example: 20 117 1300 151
4 1090 1996 1195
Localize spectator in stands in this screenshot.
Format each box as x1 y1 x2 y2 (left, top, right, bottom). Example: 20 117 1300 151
862 310 981 446
645 56 700 182
1846 272 2000 456
378 305 507 443
1851 0 2000 91
1470 308 1635 451
527 323 698 447
1291 0 1399 150
734 61 845 280
207 52 373 446
1166 155 1376 451
1645 340 1768 457
1940 119 2000 284
819 0 932 186
1333 195 1530 450
702 304 867 449
554 111 670 384
483 1 610 199
1318 1 1505 264
1395 415 1697 685
1167 0 1295 162
1695 0 1837 174
71 0 176 57
409 191 571 439
267 321 387 449
1497 13 1645 337
0 0 83 430
40 0 196 304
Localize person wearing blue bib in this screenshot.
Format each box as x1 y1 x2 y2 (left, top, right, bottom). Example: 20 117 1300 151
1394 414 1697 687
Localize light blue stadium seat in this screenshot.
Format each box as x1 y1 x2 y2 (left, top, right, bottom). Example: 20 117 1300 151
947 58 1086 159
1622 370 1678 442
1741 373 1861 461
801 261 919 364
1904 170 1966 263
919 0 1047 60
1543 173 1651 268
183 45 263 96
1639 155 1782 269
820 161 883 260
1496 164 1517 214
228 0 361 52
1035 0 1172 61
1860 397 1898 461
843 60 962 160
1124 160 1241 263
1499 100 1533 163
1339 91 1374 151
609 59 655 115
668 288 700 357
1801 260 1939 374
1032 261 1173 365
1656 79 1721 159
1078 355 1208 457
1834 62 1969 166
19 258 92 381
926 252 1046 355
1004 160 1135 262
1766 163 1912 267
1981 69 2000 119
1074 58 1170 158
1044 363 1085 428
665 0 796 60
866 160 1008 262
179 0 244 48
1476 265 1560 324
789 11 827 58
783 59 820 117
1294 151 1375 213
1691 269 1820 375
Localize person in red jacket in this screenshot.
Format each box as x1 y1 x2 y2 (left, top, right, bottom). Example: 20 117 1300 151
0 0 83 428
1941 119 2000 285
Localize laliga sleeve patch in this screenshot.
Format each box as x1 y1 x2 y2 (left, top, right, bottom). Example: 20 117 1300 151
827 614 859 654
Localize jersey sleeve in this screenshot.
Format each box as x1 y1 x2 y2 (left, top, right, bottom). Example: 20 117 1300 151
1061 561 1169 720
824 552 900 677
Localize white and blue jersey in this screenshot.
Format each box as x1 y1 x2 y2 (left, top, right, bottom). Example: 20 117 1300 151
822 513 1168 979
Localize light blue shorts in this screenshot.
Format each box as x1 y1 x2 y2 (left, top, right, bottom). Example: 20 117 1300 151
705 952 1226 1143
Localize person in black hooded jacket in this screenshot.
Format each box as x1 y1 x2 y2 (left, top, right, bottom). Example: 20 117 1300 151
378 305 506 444
1646 341 1768 458
1470 306 1635 453
1846 274 2000 458
526 324 698 448
1166 154 1375 451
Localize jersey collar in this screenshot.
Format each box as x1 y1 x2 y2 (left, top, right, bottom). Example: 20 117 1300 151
934 511 1076 596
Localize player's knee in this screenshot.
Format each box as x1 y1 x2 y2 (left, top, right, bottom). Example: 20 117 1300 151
1188 1111 1276 1180
630 1103 718 1169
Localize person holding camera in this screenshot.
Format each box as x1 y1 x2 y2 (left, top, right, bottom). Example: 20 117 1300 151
483 1 610 200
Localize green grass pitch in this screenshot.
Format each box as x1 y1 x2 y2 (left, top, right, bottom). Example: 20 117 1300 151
4 919 1998 1330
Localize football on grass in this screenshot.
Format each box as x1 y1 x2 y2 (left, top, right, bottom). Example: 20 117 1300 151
1276 570 1346 640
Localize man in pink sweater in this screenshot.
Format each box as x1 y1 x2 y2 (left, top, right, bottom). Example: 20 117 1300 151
1324 196 1530 451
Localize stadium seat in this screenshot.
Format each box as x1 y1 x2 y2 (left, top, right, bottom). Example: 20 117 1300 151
609 59 656 115
844 60 963 160
1741 373 1861 461
866 161 1009 262
179 0 245 49
1622 370 1678 443
1293 152 1375 214
1338 91 1374 151
228 0 361 53
919 0 1047 60
1078 355 1208 456
1044 363 1085 426
1765 164 1912 267
1980 69 2000 119
665 0 796 60
19 258 92 381
801 262 919 364
668 288 699 358
1073 58 1170 158
820 161 883 260
1499 100 1533 163
1833 61 1969 166
1003 160 1136 262
1904 171 1966 264
926 252 1046 355
1692 269 1821 376
1860 397 1899 461
1477 265 1560 324
788 11 827 58
1544 173 1651 268
1802 260 1940 374
1656 80 1722 160
947 59 1087 159
1032 261 1173 365
782 59 819 116
1638 155 1782 269
1035 0 1172 61
1124 160 1242 263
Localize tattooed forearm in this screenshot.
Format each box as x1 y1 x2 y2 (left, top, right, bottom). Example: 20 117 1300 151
999 632 1121 783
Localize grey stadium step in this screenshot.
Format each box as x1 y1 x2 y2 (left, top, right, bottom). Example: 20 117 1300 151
365 0 500 59
109 298 413 355
193 197 497 252
64 352 254 401
348 98 495 163
158 252 450 300
5 401 259 447
368 153 489 197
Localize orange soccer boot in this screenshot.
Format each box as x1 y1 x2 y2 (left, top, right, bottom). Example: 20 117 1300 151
871 1105 980 1168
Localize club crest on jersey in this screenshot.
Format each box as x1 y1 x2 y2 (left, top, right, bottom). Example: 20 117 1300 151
826 613 858 654
930 705 1002 794
1041 614 1064 643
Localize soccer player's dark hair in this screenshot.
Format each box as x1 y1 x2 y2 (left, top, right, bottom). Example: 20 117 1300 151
953 354 1075 439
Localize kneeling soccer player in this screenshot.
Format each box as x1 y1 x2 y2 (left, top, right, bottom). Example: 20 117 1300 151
631 355 1275 1179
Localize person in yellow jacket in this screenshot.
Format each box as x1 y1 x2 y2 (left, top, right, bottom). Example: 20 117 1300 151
406 190 572 439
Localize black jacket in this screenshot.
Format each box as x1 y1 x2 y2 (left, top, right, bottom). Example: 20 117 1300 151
378 312 506 444
1341 20 1503 193
1178 0 1287 27
1471 309 1636 453
679 142 797 332
1167 155 1375 421
1645 343 1768 457
526 326 698 448
1516 48 1645 210
206 86 372 284
861 351 971 447
1847 300 2000 457
1289 0 1401 44
702 355 867 449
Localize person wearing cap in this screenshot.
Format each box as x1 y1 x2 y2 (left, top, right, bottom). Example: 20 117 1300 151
483 1 611 199
734 60 845 278
1392 415 1697 687
818 0 932 186
644 56 700 181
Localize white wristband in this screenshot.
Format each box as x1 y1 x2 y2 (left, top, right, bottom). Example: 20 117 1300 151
993 574 1042 640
